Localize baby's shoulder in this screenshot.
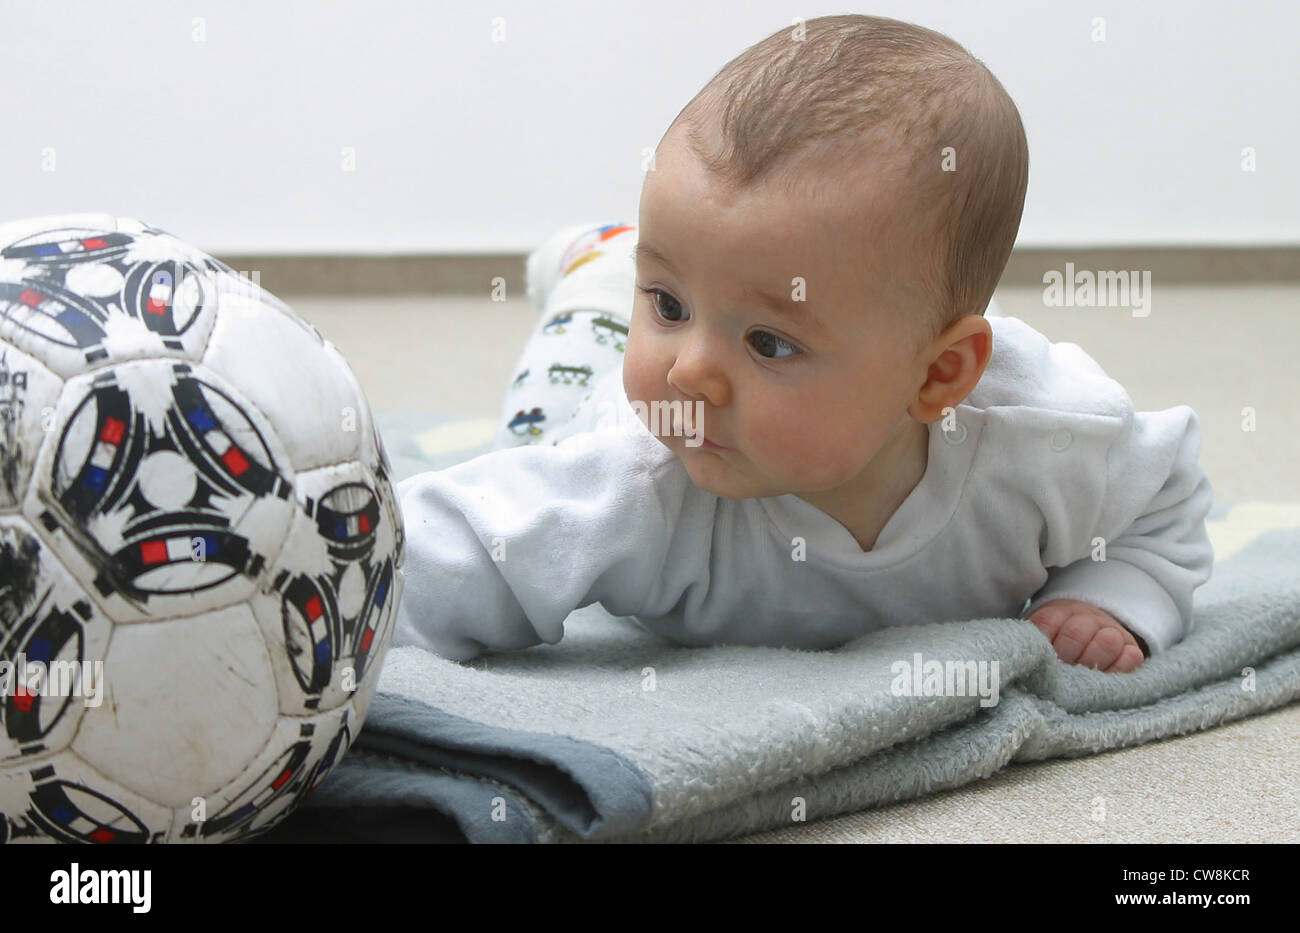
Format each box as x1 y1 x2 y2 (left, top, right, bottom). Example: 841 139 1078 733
965 315 1133 421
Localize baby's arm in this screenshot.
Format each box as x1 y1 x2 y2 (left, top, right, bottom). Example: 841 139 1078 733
390 429 689 662
1024 405 1214 658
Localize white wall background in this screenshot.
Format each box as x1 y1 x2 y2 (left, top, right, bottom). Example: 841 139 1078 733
1 0 1295 254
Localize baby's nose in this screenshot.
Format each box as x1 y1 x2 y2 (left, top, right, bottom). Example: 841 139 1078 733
668 349 730 406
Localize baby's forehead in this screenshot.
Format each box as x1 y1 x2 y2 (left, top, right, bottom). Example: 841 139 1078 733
645 129 934 300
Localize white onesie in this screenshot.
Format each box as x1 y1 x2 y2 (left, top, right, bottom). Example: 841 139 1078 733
392 227 1215 663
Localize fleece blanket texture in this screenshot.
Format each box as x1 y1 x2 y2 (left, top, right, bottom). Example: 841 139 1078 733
258 412 1300 843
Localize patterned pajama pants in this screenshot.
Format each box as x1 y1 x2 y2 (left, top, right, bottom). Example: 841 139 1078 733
489 223 636 452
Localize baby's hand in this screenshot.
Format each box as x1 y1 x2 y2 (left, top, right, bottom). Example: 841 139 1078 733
1027 598 1146 673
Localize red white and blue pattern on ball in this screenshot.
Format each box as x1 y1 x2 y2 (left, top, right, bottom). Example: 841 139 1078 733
0 215 403 843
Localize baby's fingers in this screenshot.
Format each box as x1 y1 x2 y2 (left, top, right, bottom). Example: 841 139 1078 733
1105 644 1146 673
1027 603 1070 641
1045 612 1103 665
1075 623 1133 671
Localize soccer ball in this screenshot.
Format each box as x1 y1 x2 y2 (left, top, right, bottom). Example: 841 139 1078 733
0 214 405 843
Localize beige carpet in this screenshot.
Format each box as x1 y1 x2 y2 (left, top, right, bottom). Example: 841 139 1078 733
285 280 1300 843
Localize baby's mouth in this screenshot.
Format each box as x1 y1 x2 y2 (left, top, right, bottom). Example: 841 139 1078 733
672 413 727 450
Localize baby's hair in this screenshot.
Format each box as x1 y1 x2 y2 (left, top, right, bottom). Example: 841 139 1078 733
667 14 1029 350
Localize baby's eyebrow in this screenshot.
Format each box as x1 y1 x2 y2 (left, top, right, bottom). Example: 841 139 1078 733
636 241 826 334
745 284 822 329
634 242 680 275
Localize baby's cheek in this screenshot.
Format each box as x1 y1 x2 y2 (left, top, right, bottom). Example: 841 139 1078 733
747 404 860 489
622 338 656 407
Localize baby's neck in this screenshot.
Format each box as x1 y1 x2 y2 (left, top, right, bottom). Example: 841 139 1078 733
795 418 930 552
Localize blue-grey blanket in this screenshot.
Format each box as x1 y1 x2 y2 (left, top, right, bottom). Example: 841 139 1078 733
258 412 1300 843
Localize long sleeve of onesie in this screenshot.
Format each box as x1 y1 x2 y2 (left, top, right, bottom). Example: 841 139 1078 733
390 425 706 662
1023 403 1215 656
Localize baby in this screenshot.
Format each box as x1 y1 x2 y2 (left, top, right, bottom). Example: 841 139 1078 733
393 14 1214 674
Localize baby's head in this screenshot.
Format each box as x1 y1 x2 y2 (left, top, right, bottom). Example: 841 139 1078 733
623 14 1029 503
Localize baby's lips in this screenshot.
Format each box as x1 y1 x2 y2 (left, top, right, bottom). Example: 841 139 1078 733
672 413 703 441
673 408 708 438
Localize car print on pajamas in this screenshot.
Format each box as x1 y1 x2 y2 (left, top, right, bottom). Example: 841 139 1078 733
591 314 628 352
541 312 573 336
548 363 593 386
508 406 545 437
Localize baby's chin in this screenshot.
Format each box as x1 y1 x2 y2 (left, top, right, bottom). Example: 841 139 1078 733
668 440 786 501
684 474 751 501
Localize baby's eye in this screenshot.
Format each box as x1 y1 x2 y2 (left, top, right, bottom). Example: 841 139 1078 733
748 329 801 359
643 287 687 323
